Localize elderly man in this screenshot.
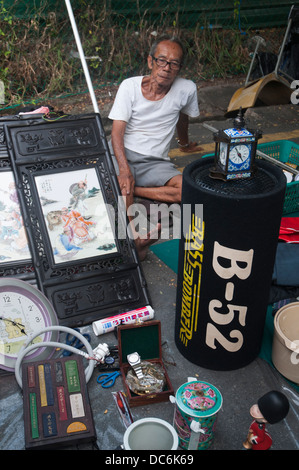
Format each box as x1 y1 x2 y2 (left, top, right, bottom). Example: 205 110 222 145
108 34 200 259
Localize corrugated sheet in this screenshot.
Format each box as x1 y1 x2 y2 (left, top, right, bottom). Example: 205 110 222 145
3 0 298 28
108 0 297 28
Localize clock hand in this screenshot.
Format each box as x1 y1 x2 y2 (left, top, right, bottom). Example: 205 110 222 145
0 316 27 335
236 150 244 161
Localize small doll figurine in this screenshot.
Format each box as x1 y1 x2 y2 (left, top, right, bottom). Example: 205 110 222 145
243 390 289 450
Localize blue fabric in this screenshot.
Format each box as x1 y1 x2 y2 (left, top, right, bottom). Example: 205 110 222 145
273 243 299 286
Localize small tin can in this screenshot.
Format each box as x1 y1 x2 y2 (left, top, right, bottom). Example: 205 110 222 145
173 380 222 450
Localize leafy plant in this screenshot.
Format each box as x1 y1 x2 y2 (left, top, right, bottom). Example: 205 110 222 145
0 0 284 109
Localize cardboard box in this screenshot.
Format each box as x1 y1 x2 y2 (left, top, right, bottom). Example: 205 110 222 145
117 320 174 406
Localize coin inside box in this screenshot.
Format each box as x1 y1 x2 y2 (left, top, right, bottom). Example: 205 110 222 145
117 320 174 406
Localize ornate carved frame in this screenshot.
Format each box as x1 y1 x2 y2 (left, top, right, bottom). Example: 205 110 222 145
0 122 35 282
4 114 150 326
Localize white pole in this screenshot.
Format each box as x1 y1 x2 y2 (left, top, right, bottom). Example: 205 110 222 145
64 0 100 113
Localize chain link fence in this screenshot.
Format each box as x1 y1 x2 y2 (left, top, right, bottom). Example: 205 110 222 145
0 0 292 110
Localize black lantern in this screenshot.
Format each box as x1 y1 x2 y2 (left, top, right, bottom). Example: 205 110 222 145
210 107 262 181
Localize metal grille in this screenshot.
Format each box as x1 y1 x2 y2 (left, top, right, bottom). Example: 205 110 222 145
191 163 279 196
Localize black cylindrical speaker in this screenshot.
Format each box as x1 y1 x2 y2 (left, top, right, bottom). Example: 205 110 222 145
175 157 286 370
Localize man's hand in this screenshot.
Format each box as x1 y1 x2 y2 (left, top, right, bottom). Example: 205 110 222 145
118 171 135 197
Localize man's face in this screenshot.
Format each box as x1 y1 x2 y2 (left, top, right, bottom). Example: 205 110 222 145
148 40 183 86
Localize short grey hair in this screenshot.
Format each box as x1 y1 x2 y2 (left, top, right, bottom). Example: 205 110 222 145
149 34 185 64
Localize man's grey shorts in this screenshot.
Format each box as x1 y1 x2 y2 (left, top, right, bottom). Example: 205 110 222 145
108 142 181 187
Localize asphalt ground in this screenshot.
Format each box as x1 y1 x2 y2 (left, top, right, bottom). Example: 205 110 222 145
1 80 299 454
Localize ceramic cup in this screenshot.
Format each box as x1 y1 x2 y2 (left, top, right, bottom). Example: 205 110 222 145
123 417 179 450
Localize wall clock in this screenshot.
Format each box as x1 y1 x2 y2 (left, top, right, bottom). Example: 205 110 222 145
0 278 59 371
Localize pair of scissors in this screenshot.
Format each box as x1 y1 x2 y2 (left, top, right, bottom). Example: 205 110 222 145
62 328 91 356
97 371 121 388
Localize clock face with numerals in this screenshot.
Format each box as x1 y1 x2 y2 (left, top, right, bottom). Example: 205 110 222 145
219 142 228 166
0 278 59 371
211 119 260 182
220 142 252 171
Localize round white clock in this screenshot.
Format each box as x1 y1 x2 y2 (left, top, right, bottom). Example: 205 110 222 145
229 144 250 166
219 142 228 166
0 278 59 371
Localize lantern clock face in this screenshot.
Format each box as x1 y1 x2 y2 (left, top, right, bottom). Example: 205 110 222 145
211 112 262 181
229 144 252 170
219 142 252 172
0 278 59 371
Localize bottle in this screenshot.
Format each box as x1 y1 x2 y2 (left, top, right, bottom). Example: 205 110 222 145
92 306 154 336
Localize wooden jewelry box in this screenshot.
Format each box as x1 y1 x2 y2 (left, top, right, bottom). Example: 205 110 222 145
117 320 174 406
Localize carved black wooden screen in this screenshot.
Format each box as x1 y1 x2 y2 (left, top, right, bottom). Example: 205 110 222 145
0 117 36 283
4 114 150 327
